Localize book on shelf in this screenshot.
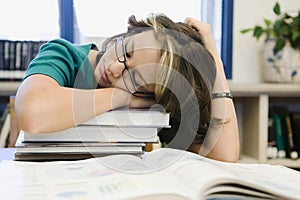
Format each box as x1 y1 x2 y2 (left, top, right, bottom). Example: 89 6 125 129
0 102 9 148
290 112 300 156
82 107 170 128
0 39 47 81
267 117 278 159
269 105 299 160
284 113 299 159
1 148 300 199
273 113 286 158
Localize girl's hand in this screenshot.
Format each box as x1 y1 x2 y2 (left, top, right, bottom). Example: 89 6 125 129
185 17 212 39
184 17 219 60
129 95 155 109
111 88 155 109
184 17 229 93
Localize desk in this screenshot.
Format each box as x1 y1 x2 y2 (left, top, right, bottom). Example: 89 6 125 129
0 148 15 161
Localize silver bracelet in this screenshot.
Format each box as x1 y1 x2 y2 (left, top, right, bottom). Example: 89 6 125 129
212 92 233 99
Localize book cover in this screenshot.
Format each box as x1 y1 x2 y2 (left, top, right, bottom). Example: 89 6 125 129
82 108 170 128
267 117 277 159
22 125 158 143
290 112 300 155
9 40 16 72
0 40 4 71
273 114 286 158
284 114 299 159
3 40 10 71
15 132 145 154
14 151 143 161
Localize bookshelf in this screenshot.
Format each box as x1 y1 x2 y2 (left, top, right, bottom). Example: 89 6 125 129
0 82 21 147
229 82 300 168
0 81 21 97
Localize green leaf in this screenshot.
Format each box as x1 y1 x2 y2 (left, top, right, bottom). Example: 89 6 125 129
253 26 263 39
240 28 252 34
273 20 283 34
274 37 285 54
291 31 300 49
273 2 281 15
291 30 300 42
264 19 272 27
279 23 290 36
291 14 300 28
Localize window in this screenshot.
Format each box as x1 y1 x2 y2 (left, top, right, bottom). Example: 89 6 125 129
73 0 201 38
0 0 59 41
201 0 233 79
73 0 233 79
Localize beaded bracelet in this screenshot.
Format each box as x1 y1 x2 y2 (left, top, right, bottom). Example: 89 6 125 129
212 92 233 99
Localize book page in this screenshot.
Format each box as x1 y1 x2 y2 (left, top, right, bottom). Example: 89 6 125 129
215 162 300 198
0 150 194 199
163 152 300 199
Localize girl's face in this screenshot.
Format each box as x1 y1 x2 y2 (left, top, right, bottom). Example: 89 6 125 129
95 30 161 96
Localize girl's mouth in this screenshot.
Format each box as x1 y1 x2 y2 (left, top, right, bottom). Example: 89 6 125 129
101 66 111 85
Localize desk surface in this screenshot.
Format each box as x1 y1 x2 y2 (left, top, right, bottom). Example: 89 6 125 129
0 148 15 161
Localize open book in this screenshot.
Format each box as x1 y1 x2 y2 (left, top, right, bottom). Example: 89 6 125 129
0 148 299 199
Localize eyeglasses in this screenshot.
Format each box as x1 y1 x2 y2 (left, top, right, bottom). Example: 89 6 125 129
104 36 154 97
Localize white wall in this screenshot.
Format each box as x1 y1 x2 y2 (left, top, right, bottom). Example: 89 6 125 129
232 0 300 83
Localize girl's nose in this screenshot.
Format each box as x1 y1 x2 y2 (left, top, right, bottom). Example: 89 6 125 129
106 61 124 78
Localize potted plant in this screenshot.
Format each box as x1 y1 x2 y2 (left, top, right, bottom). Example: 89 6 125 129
241 2 300 83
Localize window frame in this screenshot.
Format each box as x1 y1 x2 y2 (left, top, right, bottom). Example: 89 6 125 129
221 0 233 79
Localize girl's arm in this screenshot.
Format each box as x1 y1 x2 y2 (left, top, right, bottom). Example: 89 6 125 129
185 17 240 162
15 74 153 133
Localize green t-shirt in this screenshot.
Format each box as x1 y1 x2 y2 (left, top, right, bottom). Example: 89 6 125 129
25 38 98 89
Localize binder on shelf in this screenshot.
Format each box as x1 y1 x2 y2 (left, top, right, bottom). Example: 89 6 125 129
273 114 286 158
290 112 300 156
267 117 277 159
0 39 47 81
284 114 298 159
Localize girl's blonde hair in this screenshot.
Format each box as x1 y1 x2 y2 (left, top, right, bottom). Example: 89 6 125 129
127 14 216 149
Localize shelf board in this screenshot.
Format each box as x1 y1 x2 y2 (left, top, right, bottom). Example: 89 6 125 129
237 154 259 164
266 158 300 169
238 154 300 168
0 81 21 96
229 82 300 97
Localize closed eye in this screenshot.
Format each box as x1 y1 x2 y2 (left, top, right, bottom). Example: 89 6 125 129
125 37 134 58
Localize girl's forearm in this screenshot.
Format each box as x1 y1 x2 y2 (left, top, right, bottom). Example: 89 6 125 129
15 75 130 133
16 86 118 133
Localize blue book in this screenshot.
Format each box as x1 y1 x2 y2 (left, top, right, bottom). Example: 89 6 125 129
273 114 286 158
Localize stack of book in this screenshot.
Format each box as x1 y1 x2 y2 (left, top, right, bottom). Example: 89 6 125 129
14 108 170 161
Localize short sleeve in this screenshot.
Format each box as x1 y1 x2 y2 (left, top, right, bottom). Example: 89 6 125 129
24 38 94 88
